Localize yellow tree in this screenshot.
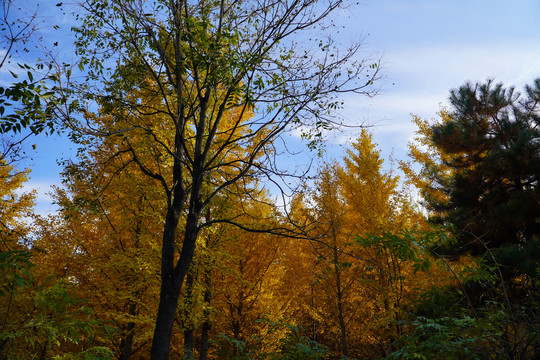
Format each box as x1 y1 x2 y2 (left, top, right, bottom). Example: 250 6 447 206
338 130 437 357
399 110 455 220
34 78 285 359
272 193 325 345
0 160 35 358
177 189 285 359
307 161 356 357
283 130 434 358
33 140 163 358
279 160 364 358
0 158 112 359
212 203 285 355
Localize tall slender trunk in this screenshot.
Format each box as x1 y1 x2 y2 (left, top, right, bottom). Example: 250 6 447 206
183 329 194 359
199 321 211 360
0 339 9 359
199 211 213 360
183 271 195 359
150 212 193 359
119 322 135 360
39 339 49 360
150 271 184 360
199 270 212 360
310 284 317 341
119 302 137 360
333 244 348 357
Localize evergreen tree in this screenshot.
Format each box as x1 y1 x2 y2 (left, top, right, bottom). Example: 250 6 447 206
426 79 540 278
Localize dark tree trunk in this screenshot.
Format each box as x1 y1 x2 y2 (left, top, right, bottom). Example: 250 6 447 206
119 302 137 360
150 272 184 360
199 272 212 360
333 244 349 358
183 271 195 359
39 339 49 360
150 168 203 360
199 321 211 360
183 329 194 359
119 324 135 360
0 339 9 359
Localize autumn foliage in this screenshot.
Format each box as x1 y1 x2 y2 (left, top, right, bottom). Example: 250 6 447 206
1 121 463 359
3 91 539 358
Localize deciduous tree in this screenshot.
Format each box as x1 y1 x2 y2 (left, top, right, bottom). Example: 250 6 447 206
0 159 111 359
58 1 380 358
284 131 432 358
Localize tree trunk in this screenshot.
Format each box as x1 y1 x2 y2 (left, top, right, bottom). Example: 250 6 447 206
150 185 202 360
183 271 195 359
39 339 49 360
333 245 349 357
119 302 137 360
183 329 194 360
199 271 212 360
199 321 211 360
150 273 184 360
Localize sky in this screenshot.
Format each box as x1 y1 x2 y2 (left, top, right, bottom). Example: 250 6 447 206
2 0 540 214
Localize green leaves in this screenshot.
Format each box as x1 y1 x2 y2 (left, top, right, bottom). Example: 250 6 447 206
1 261 111 358
0 66 58 135
385 316 483 360
0 247 34 296
411 79 540 279
215 319 329 360
355 230 432 273
268 321 328 360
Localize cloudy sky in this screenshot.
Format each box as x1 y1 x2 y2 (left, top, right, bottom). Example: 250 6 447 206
2 0 540 214
340 0 540 151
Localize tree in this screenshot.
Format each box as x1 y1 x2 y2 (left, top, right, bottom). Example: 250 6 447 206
35 105 279 358
0 158 112 359
60 1 380 358
0 0 39 157
282 131 434 358
0 160 35 357
302 161 358 357
405 79 540 280
33 147 163 358
206 198 285 358
398 80 540 360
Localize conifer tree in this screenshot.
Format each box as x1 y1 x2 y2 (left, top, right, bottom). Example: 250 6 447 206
408 79 540 279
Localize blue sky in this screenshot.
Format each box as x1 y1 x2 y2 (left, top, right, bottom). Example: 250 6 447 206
2 0 540 214
338 0 540 148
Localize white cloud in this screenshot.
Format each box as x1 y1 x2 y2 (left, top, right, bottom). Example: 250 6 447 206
16 180 59 216
329 39 540 155
388 40 540 90
19 180 54 200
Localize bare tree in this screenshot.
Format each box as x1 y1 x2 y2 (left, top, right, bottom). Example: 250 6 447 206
58 0 381 358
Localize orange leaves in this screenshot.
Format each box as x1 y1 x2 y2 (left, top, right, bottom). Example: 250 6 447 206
15 105 468 359
278 130 441 358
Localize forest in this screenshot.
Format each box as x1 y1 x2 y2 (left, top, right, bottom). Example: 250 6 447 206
1 0 539 359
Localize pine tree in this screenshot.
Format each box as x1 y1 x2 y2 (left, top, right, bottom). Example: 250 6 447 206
411 79 540 279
